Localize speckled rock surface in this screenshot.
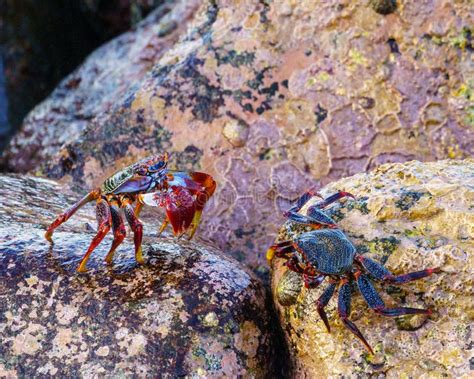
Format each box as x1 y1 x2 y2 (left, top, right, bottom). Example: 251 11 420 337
1 0 200 170
2 0 473 271
270 159 473 377
0 175 281 377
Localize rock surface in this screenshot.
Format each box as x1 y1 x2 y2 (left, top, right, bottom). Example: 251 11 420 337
2 0 473 270
0 175 282 377
1 0 200 170
270 159 473 377
0 0 165 151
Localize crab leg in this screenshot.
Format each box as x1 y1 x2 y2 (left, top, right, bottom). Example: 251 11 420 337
157 218 169 237
356 255 440 284
356 274 431 317
303 273 325 289
45 189 101 242
285 190 323 214
316 282 336 332
314 191 354 209
338 279 374 354
285 255 304 273
104 201 126 265
134 201 144 217
284 207 337 228
266 240 295 262
77 198 111 273
123 200 145 265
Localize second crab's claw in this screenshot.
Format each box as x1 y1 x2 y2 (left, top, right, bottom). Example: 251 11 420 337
266 246 276 263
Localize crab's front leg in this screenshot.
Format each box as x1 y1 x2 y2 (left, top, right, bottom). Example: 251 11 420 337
122 197 145 265
45 189 101 242
355 255 440 284
104 199 127 265
285 190 324 215
77 197 112 273
266 239 295 263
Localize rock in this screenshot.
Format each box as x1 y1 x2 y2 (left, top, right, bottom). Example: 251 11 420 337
2 0 473 271
0 0 163 152
270 159 473 377
1 0 200 171
0 175 282 377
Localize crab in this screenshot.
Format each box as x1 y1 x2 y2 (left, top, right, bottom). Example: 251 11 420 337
267 190 440 354
45 153 216 272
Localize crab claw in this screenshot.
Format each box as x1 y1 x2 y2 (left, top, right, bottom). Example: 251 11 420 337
266 246 276 263
141 188 197 237
165 187 196 236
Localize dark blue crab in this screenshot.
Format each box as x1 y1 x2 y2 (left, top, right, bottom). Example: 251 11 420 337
267 191 440 354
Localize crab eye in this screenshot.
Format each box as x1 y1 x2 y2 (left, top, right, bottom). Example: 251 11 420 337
136 166 147 176
149 161 166 172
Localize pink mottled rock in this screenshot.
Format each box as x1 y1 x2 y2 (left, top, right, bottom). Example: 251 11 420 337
2 0 473 270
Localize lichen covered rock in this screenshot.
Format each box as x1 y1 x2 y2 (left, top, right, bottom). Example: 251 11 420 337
270 159 473 377
0 175 280 377
1 0 200 172
2 0 473 271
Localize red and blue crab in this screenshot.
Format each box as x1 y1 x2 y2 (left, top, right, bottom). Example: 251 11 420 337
267 191 440 354
45 153 216 272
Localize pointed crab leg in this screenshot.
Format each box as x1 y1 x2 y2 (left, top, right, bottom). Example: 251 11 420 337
134 201 144 217
123 199 145 265
355 255 440 284
45 189 101 242
316 282 336 332
338 278 374 354
283 191 353 229
314 191 354 209
285 190 323 215
104 201 126 265
77 197 112 273
356 274 431 317
285 208 337 228
157 218 169 237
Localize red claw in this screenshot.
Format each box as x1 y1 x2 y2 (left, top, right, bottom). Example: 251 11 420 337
164 187 196 236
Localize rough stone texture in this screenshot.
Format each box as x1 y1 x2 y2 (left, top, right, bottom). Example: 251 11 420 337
270 159 473 377
1 0 200 169
0 0 166 151
2 0 473 271
0 175 281 377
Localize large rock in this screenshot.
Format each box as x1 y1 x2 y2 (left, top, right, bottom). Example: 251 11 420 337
1 0 200 169
0 175 283 377
2 0 472 270
270 159 473 377
0 0 166 152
